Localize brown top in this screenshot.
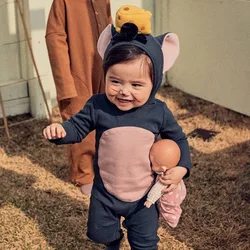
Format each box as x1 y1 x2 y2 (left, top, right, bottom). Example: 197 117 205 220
46 0 111 101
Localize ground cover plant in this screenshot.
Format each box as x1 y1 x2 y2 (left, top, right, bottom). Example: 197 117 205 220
0 86 249 250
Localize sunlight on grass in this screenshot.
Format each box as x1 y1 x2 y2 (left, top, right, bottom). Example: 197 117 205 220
0 205 53 250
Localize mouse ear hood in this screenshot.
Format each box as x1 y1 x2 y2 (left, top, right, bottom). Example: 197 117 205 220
97 5 180 99
97 24 113 59
155 33 180 72
111 22 147 45
98 24 180 73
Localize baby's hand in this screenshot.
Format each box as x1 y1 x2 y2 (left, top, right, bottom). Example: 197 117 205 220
43 123 66 140
144 200 153 208
159 166 187 193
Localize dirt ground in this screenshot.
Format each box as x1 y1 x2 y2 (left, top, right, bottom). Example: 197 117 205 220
0 85 249 250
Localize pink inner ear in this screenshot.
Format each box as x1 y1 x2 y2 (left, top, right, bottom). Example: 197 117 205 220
161 33 180 72
97 24 113 59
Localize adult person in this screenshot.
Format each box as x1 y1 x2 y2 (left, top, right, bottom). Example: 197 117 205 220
45 0 111 195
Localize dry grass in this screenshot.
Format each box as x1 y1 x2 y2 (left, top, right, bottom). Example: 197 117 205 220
0 85 249 250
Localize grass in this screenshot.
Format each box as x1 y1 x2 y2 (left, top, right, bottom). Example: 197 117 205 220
0 85 249 250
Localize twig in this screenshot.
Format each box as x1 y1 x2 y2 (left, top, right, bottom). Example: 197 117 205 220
0 118 36 129
0 89 10 139
0 38 32 47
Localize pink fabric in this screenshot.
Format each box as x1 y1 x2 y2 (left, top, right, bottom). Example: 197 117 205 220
157 180 186 228
161 33 180 72
97 24 112 59
98 127 155 202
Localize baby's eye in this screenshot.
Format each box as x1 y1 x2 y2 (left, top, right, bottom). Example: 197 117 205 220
111 80 120 84
132 83 142 87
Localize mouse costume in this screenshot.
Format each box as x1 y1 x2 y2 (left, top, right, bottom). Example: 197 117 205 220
50 6 191 249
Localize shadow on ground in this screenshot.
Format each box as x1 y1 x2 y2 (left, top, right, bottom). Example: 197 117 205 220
0 118 70 183
0 167 104 249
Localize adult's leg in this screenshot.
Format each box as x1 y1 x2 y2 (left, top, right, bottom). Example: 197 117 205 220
67 133 95 185
59 96 95 188
123 202 159 250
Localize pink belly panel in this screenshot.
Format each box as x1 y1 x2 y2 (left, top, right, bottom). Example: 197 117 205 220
98 126 155 202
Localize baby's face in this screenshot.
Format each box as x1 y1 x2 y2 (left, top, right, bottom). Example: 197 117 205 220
105 55 153 111
150 154 167 173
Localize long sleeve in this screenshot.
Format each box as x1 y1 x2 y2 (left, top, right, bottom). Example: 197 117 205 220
160 103 192 177
45 0 77 100
146 181 166 204
50 96 97 145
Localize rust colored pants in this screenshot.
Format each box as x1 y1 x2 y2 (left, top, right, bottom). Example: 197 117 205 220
59 95 95 185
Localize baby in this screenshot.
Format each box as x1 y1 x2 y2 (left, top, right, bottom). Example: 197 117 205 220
145 139 187 227
43 5 192 248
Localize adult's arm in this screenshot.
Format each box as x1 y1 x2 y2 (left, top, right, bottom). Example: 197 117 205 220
106 0 112 24
45 0 77 101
